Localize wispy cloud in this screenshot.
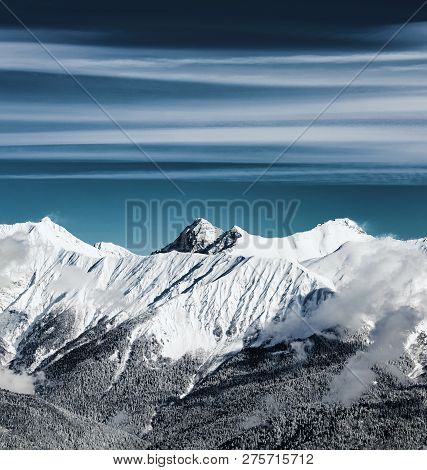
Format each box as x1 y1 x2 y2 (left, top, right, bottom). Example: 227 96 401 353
2 40 427 87
1 124 426 146
0 25 426 164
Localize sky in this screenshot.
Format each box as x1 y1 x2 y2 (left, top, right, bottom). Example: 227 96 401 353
0 1 427 251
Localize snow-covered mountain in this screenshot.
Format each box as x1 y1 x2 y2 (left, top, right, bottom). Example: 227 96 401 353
0 216 425 375
0 218 425 381
0 217 337 373
153 218 223 254
155 217 370 262
1 216 426 449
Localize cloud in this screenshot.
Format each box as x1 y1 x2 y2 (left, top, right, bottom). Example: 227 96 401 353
262 239 427 404
2 29 427 165
314 242 427 403
0 234 37 395
2 124 427 147
2 36 427 85
0 233 29 265
309 241 427 329
290 339 313 363
51 265 95 292
51 265 127 311
241 394 281 430
324 306 423 405
0 233 30 288
0 368 35 395
0 236 43 395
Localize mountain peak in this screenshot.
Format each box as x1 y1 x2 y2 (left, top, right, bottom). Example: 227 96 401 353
193 217 211 225
152 217 370 259
321 218 366 234
39 216 54 224
0 217 103 258
152 218 223 254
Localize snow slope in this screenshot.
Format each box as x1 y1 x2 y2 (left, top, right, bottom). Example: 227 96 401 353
0 217 332 373
0 216 425 384
212 218 371 262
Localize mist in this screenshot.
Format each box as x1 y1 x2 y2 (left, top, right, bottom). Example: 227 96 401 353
263 239 427 404
0 368 36 395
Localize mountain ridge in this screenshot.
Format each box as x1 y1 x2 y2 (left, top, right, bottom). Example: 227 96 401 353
1 215 427 449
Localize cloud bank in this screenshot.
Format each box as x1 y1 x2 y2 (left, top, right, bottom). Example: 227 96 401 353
263 239 427 404
0 368 36 395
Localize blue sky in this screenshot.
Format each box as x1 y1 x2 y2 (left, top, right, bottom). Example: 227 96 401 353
0 2 427 250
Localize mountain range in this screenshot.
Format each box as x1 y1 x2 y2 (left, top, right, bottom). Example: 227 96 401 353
0 216 426 449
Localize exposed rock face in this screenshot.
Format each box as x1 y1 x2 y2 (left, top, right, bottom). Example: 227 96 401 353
152 218 223 254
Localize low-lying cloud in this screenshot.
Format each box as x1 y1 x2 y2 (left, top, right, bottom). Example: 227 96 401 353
0 368 35 395
325 306 423 405
0 233 30 288
51 264 127 312
264 239 427 404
